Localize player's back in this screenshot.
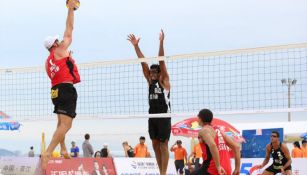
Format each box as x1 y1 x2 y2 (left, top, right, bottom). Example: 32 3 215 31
213 126 232 174
200 125 232 174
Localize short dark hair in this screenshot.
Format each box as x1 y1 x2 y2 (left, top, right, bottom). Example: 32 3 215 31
139 136 145 140
85 133 90 140
198 108 213 123
94 151 101 157
30 146 33 150
302 140 307 144
176 140 182 144
150 64 160 73
293 141 301 148
271 131 280 138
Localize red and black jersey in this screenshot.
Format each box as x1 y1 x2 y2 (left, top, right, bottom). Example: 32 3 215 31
200 126 232 175
45 51 80 87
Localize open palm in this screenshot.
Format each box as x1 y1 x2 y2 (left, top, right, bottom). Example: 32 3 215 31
127 34 140 46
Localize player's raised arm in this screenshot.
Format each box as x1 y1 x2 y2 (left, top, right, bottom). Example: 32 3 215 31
157 29 170 90
127 34 150 82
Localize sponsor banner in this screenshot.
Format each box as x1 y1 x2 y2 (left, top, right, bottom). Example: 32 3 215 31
0 121 21 131
113 158 177 175
45 158 116 175
0 157 40 175
232 158 307 175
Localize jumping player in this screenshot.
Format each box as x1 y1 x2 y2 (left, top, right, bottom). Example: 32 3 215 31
42 0 80 169
128 30 171 175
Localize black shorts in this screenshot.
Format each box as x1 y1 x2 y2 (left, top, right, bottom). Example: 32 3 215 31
51 83 77 118
189 166 207 175
175 160 185 173
265 164 292 174
194 158 201 170
190 164 212 175
148 117 171 142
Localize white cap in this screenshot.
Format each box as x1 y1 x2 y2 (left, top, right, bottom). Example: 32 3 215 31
44 35 59 50
103 143 108 148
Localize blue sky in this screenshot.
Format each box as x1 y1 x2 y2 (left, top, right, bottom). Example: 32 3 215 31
1 0 307 155
1 0 307 68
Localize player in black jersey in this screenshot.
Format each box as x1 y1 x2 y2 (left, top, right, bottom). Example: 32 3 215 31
258 131 292 175
128 30 171 175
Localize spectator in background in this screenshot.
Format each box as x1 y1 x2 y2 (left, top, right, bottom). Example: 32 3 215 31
70 141 79 157
101 143 112 158
302 140 307 158
170 140 187 175
122 141 135 157
134 136 151 158
188 137 202 171
28 146 35 157
291 141 303 158
82 133 94 157
94 151 101 158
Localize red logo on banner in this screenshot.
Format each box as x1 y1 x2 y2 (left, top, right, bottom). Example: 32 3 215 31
45 158 116 175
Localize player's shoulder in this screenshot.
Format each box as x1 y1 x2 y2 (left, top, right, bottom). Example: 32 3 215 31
265 143 272 149
54 48 69 59
202 125 213 130
199 127 209 134
280 142 289 150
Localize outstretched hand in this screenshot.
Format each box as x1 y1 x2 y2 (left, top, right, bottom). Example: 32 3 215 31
159 29 165 42
127 34 140 46
66 0 78 10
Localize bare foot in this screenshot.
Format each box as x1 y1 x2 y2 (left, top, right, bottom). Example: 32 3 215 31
41 153 51 170
61 151 71 159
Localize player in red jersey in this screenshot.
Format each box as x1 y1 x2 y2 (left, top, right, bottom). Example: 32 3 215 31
191 109 241 175
41 0 80 170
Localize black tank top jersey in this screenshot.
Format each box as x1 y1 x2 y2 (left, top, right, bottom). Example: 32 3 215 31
148 80 170 114
270 142 288 166
202 144 212 170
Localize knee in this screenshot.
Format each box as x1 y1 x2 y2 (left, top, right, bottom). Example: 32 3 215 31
65 122 72 130
159 142 168 151
152 142 160 151
59 122 72 131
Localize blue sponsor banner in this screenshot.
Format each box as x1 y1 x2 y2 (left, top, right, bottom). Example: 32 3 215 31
0 111 21 131
0 121 21 130
242 128 283 158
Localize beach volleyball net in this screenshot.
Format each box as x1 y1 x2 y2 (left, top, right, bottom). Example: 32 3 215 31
0 43 307 121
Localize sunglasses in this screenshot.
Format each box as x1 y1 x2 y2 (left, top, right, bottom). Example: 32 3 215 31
271 135 278 138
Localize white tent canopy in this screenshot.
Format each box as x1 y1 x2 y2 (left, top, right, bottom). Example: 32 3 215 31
233 121 307 135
